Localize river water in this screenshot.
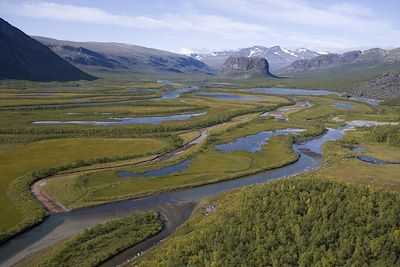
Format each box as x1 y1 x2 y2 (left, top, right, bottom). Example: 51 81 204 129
0 121 372 267
32 112 207 126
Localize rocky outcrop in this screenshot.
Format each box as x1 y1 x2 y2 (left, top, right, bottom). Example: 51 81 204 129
344 71 400 100
218 56 275 79
0 18 95 81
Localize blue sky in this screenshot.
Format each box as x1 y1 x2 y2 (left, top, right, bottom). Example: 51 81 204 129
1 0 399 54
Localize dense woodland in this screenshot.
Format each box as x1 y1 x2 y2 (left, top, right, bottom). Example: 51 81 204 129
135 178 400 266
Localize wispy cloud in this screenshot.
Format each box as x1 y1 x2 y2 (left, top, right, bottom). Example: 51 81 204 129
206 0 393 32
2 2 164 28
1 0 399 51
0 1 354 49
1 1 269 40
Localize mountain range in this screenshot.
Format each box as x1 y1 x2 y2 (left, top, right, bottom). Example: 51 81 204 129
0 18 94 82
280 48 400 74
190 46 327 72
34 37 215 76
1 15 400 96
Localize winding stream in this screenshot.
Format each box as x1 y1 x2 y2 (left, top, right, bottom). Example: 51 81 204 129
0 121 372 267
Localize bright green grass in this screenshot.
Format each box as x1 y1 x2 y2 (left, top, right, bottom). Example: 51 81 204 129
42 96 394 209
0 95 282 130
288 96 376 125
0 78 291 241
44 117 307 208
0 137 168 233
317 128 400 190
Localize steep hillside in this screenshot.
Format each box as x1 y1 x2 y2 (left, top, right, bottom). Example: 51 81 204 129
0 18 95 82
34 37 215 76
344 71 400 100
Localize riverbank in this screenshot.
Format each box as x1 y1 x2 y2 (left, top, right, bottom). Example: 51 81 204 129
0 119 373 267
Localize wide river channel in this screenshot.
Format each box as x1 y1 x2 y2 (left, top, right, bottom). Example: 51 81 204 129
0 120 376 267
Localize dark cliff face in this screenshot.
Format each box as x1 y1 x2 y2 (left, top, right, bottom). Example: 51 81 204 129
344 71 400 100
218 56 274 79
0 18 95 82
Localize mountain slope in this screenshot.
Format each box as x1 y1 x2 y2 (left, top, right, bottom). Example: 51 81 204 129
344 71 400 100
191 46 323 72
280 48 400 74
0 18 95 82
34 37 215 76
218 56 276 79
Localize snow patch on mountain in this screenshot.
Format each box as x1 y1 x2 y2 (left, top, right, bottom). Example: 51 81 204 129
281 47 297 57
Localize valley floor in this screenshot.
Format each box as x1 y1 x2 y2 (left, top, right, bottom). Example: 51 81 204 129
0 78 399 267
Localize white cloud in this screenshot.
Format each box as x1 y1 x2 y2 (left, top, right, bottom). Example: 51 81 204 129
176 47 195 55
0 0 354 49
1 1 269 40
206 0 395 33
1 0 399 51
329 2 373 16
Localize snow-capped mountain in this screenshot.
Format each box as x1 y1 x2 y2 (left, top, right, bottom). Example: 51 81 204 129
190 46 327 72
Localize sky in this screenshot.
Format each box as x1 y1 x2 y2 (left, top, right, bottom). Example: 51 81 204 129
1 0 400 54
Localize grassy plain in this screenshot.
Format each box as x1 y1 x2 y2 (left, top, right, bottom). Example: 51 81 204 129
0 137 169 231
317 128 400 190
1 75 399 255
0 78 290 241
42 94 390 208
132 109 400 267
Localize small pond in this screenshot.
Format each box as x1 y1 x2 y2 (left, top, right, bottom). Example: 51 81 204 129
248 87 337 96
117 159 192 178
157 80 182 88
355 156 388 165
342 145 367 152
346 97 381 106
161 86 198 99
334 103 354 109
215 128 305 153
192 93 266 101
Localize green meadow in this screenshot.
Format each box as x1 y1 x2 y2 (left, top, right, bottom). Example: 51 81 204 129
42 95 391 209
0 78 293 241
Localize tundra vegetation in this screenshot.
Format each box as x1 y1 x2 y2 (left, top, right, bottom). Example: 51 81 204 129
19 212 161 267
133 177 400 267
0 77 399 267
